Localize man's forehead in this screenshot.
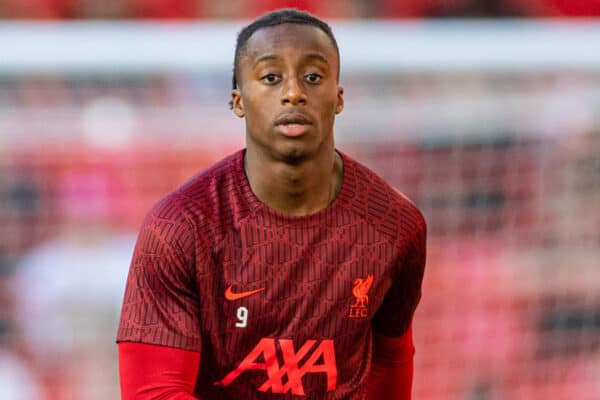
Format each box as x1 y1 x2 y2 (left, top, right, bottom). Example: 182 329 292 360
243 23 337 59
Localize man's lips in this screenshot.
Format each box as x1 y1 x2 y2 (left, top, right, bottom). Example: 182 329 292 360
274 113 313 137
276 123 310 137
274 113 312 126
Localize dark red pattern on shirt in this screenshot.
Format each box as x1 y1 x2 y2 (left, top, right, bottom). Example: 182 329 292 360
118 149 426 399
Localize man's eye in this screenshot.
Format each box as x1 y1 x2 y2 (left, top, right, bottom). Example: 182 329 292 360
305 73 322 83
261 74 280 84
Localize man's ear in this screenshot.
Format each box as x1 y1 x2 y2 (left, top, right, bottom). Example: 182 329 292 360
335 86 344 114
231 89 244 118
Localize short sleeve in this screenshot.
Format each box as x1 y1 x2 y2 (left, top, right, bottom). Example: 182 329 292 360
117 197 202 351
372 215 426 337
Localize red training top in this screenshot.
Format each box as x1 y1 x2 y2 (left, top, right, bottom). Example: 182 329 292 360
117 149 426 399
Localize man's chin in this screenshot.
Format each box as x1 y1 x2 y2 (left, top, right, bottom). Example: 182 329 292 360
271 143 311 165
277 149 306 165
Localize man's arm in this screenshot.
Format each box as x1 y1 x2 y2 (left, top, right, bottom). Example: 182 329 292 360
119 342 200 400
368 196 426 400
117 197 207 399
365 326 415 400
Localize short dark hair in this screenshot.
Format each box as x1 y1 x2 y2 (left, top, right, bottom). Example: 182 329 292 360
231 8 340 93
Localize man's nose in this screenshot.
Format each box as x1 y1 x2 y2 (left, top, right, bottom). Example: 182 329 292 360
281 76 307 106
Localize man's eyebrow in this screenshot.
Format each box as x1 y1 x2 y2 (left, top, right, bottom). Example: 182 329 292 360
253 54 280 66
252 52 330 67
303 53 330 65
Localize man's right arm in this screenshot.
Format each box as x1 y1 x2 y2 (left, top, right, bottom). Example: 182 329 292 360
117 197 207 399
119 342 200 399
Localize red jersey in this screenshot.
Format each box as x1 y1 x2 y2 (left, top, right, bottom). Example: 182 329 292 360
117 149 426 399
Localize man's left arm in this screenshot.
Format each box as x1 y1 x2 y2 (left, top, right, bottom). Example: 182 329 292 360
366 325 414 400
367 212 427 400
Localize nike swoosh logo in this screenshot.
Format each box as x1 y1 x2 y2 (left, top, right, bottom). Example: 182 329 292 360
225 285 265 301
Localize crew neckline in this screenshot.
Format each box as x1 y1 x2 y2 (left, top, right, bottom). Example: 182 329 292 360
233 148 355 224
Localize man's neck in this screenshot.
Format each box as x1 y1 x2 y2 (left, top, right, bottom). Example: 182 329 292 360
244 147 343 217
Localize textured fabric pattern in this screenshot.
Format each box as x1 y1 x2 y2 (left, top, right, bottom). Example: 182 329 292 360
117 149 426 399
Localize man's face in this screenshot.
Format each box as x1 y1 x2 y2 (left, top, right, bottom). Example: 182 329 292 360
232 23 344 163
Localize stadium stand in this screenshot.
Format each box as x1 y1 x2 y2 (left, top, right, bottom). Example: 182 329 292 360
0 18 599 400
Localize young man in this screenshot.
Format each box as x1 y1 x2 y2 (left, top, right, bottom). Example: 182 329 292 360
117 9 426 400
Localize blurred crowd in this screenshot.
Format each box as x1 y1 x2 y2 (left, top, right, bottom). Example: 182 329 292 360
0 0 599 19
1 3 600 398
1 68 599 398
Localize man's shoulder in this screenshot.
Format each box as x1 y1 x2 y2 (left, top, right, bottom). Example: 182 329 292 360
148 150 243 225
343 152 426 240
178 150 241 197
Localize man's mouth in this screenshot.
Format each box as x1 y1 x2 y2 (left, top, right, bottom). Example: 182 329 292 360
276 123 310 137
274 113 313 137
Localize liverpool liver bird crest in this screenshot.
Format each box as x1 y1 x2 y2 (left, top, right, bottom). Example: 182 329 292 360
351 274 374 309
